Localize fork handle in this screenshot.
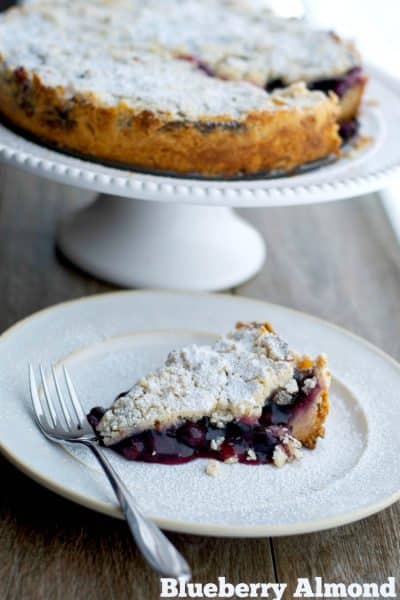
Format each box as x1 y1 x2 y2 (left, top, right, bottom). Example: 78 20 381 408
85 441 191 581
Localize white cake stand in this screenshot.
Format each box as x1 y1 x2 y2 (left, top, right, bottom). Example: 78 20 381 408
0 67 399 290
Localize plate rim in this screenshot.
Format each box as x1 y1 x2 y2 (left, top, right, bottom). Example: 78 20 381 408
1 289 399 538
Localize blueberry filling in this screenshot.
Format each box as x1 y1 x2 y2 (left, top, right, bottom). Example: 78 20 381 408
88 370 321 466
265 69 364 143
266 68 364 99
265 78 285 93
338 118 359 142
307 67 364 99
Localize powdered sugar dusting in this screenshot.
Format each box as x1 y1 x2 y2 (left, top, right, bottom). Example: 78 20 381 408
0 0 353 119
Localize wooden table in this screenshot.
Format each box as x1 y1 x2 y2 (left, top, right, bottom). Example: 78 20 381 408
0 163 399 599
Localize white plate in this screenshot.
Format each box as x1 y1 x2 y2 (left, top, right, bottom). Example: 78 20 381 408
0 67 399 207
0 291 399 537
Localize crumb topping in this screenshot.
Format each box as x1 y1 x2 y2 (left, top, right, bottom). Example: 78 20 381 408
272 434 302 467
210 437 225 451
0 0 358 120
246 449 257 461
206 459 220 477
302 376 318 394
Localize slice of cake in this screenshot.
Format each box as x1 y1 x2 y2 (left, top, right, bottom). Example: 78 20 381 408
88 322 331 468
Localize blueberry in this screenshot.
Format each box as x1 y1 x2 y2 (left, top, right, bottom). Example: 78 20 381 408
218 440 236 462
252 427 279 458
87 407 105 429
121 435 145 460
339 119 359 142
225 420 252 441
177 422 206 448
265 78 285 92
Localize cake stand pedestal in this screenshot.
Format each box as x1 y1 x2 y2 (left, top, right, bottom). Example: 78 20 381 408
57 194 265 290
0 68 399 290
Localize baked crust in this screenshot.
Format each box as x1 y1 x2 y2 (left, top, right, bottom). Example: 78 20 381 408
0 66 340 177
292 354 331 448
338 80 367 122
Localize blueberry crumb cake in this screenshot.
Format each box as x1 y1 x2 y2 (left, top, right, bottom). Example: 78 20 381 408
88 322 331 468
0 0 366 177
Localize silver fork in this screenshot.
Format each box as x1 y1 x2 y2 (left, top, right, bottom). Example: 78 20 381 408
29 364 191 582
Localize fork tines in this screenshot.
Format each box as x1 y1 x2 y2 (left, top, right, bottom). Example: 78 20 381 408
29 364 87 435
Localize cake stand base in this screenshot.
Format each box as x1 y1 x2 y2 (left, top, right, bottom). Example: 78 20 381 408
57 194 266 290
